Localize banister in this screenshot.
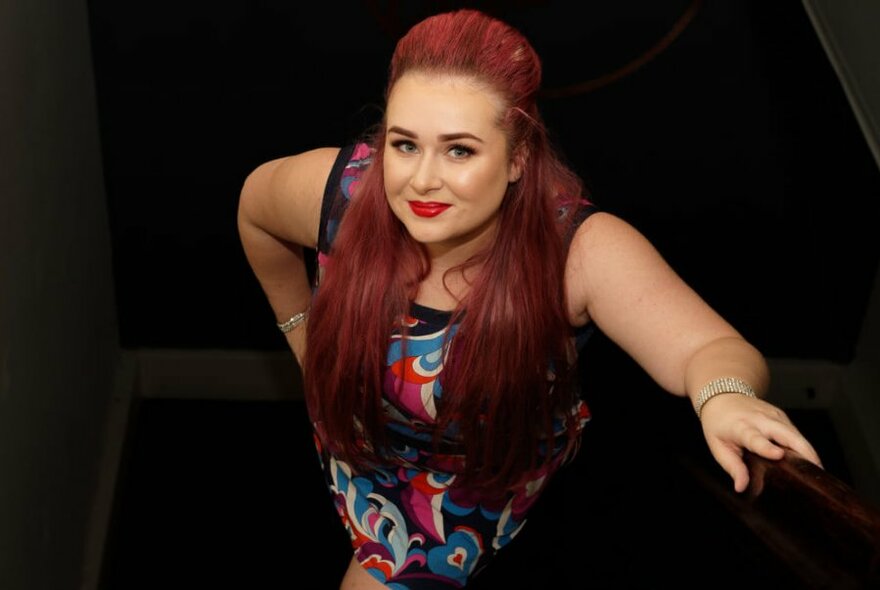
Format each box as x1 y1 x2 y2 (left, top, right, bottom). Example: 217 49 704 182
738 450 880 588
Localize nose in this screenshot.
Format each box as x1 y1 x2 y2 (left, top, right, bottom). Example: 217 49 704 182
409 154 442 194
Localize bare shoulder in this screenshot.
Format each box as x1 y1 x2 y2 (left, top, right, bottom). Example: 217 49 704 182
238 147 341 248
564 212 658 324
570 211 649 257
565 211 740 392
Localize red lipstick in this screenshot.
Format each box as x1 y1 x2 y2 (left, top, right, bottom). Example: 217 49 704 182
408 201 451 218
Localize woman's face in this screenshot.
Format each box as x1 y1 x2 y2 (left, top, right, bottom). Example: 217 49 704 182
383 73 521 261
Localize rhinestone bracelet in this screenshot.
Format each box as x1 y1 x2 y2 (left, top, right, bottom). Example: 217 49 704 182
693 376 756 419
276 309 309 334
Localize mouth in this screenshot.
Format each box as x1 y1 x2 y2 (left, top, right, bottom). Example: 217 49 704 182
408 201 451 218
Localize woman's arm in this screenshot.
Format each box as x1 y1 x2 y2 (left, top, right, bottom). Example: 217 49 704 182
237 147 340 364
565 212 821 491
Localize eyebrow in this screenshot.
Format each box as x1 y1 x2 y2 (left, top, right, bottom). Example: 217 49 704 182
387 126 484 143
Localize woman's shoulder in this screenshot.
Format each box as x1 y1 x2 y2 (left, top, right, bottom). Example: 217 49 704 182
570 211 649 255
564 211 645 326
567 211 654 278
565 210 695 330
239 147 342 249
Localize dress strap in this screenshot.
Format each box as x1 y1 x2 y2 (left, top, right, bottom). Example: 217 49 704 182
317 143 373 256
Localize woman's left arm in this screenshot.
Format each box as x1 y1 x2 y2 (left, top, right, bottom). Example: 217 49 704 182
566 212 822 491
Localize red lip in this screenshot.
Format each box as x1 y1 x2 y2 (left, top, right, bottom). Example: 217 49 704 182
408 201 451 218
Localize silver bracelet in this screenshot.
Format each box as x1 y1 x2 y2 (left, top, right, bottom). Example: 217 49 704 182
693 376 756 419
276 309 309 333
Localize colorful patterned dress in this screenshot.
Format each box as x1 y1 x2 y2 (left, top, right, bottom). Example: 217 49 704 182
312 143 595 589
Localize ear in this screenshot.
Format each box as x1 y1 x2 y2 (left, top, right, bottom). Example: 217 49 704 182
508 146 527 183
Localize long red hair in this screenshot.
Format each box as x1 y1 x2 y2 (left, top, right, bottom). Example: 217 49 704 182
304 9 588 493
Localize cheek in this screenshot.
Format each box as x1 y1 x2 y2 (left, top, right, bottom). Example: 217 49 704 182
383 160 407 196
452 165 508 203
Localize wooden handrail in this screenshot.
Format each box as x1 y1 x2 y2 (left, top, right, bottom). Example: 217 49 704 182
738 451 880 588
681 449 880 588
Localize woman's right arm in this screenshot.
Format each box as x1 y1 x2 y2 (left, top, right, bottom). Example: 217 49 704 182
237 147 340 365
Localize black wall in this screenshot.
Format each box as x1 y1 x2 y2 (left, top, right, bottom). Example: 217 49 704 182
87 0 880 360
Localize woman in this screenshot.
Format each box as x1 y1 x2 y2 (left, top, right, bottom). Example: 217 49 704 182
238 9 821 589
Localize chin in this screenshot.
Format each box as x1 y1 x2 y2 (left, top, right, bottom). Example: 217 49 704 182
400 224 448 245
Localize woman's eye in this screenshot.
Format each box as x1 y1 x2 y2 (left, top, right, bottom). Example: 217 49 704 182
391 140 417 154
448 144 474 159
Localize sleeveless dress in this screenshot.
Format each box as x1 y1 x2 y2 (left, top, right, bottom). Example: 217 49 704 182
312 143 596 589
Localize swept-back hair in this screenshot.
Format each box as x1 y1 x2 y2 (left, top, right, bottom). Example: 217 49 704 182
305 9 588 494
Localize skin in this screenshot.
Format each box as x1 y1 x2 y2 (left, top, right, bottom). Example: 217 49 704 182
238 72 823 590
383 73 521 294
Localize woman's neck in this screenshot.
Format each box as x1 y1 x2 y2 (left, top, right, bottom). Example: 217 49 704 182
413 217 497 310
414 263 480 311
423 217 496 272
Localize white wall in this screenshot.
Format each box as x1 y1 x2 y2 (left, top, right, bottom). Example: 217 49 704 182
800 0 880 505
0 0 119 588
802 0 880 169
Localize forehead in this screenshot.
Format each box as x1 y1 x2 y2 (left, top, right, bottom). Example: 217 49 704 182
386 73 506 135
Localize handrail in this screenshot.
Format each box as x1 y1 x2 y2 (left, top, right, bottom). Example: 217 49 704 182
738 451 880 589
681 449 880 588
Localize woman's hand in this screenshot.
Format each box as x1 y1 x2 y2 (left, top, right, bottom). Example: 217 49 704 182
699 394 823 492
285 324 308 372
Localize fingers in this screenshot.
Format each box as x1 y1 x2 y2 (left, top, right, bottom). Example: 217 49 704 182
728 418 823 471
760 419 823 468
742 426 786 461
704 402 826 493
707 439 751 493
742 405 823 467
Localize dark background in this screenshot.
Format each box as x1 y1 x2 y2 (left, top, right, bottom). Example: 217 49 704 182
87 0 880 360
84 2 879 587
